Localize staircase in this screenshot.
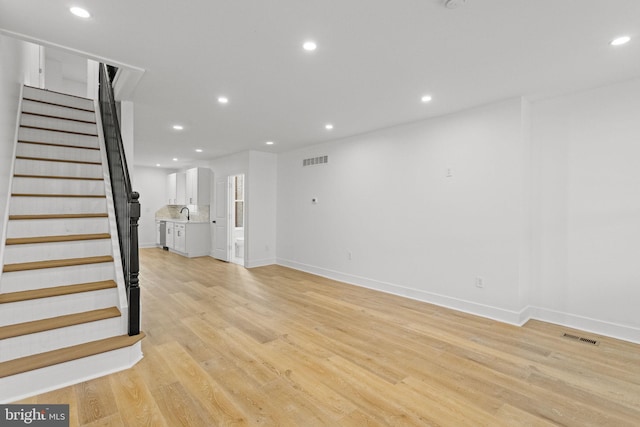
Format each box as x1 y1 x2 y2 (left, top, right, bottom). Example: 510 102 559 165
0 86 144 403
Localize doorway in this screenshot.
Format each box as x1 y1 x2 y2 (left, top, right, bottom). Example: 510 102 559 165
229 174 245 265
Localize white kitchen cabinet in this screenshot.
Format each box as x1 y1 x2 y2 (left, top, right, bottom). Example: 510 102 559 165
163 221 210 257
166 174 176 204
185 167 211 205
174 223 186 253
165 221 175 249
166 172 186 205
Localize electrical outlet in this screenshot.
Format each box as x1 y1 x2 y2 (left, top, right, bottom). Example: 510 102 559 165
475 277 484 288
347 251 352 261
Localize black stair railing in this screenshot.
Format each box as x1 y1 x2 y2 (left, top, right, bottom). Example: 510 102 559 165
98 63 140 336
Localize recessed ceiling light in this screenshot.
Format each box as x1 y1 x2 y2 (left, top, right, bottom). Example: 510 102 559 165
421 95 433 103
611 36 631 46
172 125 184 130
156 163 161 167
303 41 317 51
172 158 178 162
195 149 203 153
325 124 334 130
218 96 229 104
265 141 274 145
70 7 91 18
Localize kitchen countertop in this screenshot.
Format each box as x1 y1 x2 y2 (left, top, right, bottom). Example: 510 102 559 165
156 219 210 224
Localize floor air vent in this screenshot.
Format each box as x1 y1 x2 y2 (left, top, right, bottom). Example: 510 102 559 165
562 333 599 346
303 155 328 167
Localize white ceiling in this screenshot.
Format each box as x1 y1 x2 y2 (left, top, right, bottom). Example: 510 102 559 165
1 0 639 168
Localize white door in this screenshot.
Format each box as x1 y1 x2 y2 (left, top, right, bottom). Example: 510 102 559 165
212 176 229 261
24 43 45 88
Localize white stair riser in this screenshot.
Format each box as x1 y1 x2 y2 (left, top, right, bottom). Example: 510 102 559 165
14 158 103 179
21 115 97 136
22 99 96 123
0 288 118 326
0 263 115 293
4 239 112 264
18 127 99 149
23 86 94 111
17 142 102 164
9 196 107 215
0 342 143 403
7 217 109 238
12 177 105 196
0 317 123 362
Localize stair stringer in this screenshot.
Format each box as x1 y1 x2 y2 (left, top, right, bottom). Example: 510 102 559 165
94 99 130 332
0 85 24 275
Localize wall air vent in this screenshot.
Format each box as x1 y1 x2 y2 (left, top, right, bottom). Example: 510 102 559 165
303 155 329 167
562 333 599 346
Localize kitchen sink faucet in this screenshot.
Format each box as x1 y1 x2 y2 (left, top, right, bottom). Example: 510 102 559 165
179 206 190 221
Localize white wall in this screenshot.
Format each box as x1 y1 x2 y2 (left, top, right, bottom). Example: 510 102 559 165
44 49 87 98
247 151 277 267
208 151 277 268
132 166 176 247
531 78 640 342
277 98 531 323
120 101 134 176
275 81 640 343
0 35 30 265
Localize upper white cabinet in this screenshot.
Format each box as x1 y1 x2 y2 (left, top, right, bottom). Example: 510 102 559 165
166 172 186 205
166 168 210 205
185 167 211 205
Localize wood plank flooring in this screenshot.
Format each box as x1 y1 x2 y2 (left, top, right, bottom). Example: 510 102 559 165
15 248 640 426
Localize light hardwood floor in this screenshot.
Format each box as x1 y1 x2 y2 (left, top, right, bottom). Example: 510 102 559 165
16 248 640 426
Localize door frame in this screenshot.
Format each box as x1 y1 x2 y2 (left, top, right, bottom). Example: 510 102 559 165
228 174 245 266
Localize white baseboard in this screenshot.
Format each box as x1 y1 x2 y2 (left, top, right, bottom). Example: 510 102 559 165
277 258 526 325
525 306 640 345
246 257 276 269
276 258 640 345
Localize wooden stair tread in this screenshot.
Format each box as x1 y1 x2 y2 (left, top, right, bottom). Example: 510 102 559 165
3 255 114 272
0 332 145 378
0 307 121 340
20 125 97 137
9 213 108 220
12 193 105 198
16 155 101 165
6 233 110 245
21 111 96 124
0 280 117 304
14 174 103 181
18 140 100 150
